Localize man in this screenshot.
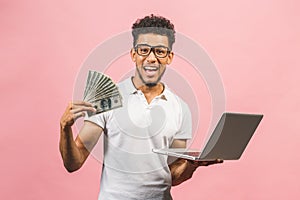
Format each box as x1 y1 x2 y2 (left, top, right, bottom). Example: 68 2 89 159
60 14 222 200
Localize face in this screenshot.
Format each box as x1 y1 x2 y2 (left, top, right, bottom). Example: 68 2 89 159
131 33 174 88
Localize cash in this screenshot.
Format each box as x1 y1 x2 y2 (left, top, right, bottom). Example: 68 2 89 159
83 70 123 116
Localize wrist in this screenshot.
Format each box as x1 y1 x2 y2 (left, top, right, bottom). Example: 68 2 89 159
60 122 72 132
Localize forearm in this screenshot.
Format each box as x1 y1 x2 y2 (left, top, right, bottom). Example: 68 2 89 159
59 126 86 172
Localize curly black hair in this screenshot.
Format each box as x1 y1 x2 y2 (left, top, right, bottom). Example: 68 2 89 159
132 14 175 49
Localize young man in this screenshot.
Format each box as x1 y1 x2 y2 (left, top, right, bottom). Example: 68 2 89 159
60 14 222 200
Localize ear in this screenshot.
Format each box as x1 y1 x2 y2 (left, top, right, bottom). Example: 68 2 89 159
130 48 136 62
166 52 174 65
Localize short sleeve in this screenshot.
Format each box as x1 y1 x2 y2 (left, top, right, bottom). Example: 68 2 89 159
174 100 192 140
83 111 109 129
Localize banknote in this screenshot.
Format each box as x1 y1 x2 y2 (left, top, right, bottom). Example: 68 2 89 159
83 70 123 116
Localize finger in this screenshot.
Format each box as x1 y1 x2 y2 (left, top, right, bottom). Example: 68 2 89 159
70 106 96 114
67 101 74 110
188 160 200 166
73 111 86 121
67 101 94 111
194 159 223 167
199 161 209 166
72 101 94 107
209 159 223 164
63 111 86 126
205 159 224 166
187 160 200 170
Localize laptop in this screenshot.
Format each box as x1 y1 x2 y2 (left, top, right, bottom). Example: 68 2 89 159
152 112 263 161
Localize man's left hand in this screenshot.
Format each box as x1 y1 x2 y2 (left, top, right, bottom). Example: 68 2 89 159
169 158 223 186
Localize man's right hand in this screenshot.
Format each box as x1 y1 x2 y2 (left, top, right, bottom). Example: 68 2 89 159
59 101 99 172
60 101 96 129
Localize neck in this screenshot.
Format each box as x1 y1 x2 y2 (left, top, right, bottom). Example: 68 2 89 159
132 77 164 103
132 76 164 93
138 83 164 94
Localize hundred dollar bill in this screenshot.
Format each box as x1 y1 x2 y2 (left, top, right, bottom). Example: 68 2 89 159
83 70 123 116
87 94 123 116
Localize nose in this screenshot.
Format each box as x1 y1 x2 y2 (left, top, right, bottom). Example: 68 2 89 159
146 50 157 63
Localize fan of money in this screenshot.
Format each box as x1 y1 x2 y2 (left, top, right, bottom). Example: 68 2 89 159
83 70 123 116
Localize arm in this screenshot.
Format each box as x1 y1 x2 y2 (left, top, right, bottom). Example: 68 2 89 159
168 139 194 186
168 139 223 186
59 101 102 172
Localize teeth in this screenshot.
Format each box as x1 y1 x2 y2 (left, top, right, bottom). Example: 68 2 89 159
144 66 157 71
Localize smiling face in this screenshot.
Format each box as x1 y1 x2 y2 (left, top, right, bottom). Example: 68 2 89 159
131 33 174 88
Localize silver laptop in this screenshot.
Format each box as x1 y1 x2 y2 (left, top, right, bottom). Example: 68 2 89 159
152 112 263 161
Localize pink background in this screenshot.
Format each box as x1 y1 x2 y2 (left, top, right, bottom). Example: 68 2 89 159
1 0 299 199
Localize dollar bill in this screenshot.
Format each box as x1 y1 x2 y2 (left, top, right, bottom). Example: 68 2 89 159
83 70 123 116
87 94 123 116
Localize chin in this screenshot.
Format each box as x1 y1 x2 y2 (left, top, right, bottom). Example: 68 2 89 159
145 82 157 87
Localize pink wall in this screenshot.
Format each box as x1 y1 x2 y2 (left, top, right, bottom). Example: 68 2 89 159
1 0 299 199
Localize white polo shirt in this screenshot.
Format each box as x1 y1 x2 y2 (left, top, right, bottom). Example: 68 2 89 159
84 77 192 200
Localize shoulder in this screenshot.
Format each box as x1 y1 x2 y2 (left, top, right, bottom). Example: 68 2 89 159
117 77 133 88
116 77 136 95
164 86 190 112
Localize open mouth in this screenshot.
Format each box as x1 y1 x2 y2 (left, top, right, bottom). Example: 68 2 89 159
143 66 158 76
144 66 158 71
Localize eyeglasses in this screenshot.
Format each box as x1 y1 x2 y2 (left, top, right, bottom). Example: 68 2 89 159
134 44 171 58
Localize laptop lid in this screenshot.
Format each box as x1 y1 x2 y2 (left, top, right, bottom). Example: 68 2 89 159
199 113 263 160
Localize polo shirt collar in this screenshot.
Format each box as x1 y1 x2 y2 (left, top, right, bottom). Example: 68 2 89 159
124 77 168 101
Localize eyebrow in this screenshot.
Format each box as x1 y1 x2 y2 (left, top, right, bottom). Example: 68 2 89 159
136 43 169 48
136 44 169 48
